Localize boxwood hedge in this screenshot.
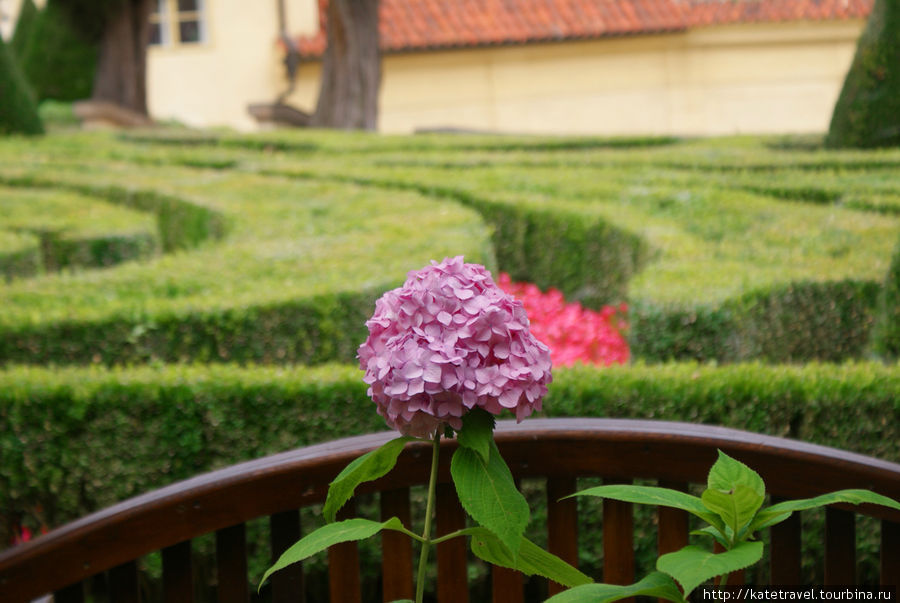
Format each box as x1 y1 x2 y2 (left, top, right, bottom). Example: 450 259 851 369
2 361 898 546
0 185 160 276
0 230 40 281
871 234 900 360
0 130 897 366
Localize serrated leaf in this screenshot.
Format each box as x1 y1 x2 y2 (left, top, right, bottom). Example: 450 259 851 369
656 541 764 597
457 408 495 464
544 571 687 603
748 489 900 533
708 450 765 498
259 517 406 589
323 436 411 523
701 483 764 538
569 484 726 533
451 439 529 556
465 527 592 587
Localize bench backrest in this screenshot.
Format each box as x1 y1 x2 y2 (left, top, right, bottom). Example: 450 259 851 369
1 418 899 602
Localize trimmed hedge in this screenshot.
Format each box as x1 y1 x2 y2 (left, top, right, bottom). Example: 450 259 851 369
0 150 495 366
0 287 385 366
871 235 900 359
2 361 899 546
0 34 43 136
0 172 229 253
307 171 651 307
0 230 40 281
0 131 898 364
826 0 900 148
255 141 896 362
631 280 883 363
0 185 160 274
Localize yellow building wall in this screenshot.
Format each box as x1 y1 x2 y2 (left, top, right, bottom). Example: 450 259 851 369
147 0 317 131
287 19 864 136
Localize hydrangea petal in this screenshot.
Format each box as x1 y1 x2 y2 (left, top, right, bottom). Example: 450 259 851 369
357 257 553 438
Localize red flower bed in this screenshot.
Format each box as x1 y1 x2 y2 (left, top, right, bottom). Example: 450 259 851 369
498 273 629 367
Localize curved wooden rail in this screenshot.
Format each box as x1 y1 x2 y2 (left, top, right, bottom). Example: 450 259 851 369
1 418 899 602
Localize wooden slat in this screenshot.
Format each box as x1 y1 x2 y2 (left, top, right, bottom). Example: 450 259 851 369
547 476 579 597
381 488 414 602
825 507 855 585
769 501 802 585
109 560 140 603
603 480 634 586
270 510 303 603
216 523 249 603
657 481 689 555
163 540 193 603
328 502 361 603
492 565 523 603
881 520 900 588
436 482 469 603
54 581 85 603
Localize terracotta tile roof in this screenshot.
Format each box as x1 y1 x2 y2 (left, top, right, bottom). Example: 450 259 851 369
295 0 873 57
686 0 873 27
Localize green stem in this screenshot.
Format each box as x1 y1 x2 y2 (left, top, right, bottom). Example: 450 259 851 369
415 432 442 603
431 528 468 545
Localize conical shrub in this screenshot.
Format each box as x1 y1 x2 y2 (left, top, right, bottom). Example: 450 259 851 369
0 34 44 135
18 0 97 102
826 0 900 148
10 0 39 58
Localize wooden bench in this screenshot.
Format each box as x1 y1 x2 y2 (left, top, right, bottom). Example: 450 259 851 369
1 418 899 602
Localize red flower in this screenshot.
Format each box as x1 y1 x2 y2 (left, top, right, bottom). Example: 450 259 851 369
497 273 629 367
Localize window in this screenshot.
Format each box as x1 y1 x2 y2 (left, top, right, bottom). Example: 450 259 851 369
149 0 206 46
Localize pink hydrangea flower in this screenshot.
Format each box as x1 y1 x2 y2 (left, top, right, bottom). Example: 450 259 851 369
358 256 553 438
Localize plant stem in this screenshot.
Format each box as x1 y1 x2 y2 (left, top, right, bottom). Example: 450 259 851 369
415 431 442 603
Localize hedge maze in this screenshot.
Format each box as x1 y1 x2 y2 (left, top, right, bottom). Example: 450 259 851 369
1 130 898 365
1 129 899 586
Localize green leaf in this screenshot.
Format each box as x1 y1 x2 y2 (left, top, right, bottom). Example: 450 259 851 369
259 517 406 589
690 526 730 549
457 407 495 464
451 439 529 556
323 436 411 523
745 509 793 533
568 484 726 533
465 527 592 587
748 489 900 533
708 450 765 497
544 571 687 603
656 541 764 597
701 451 766 540
700 483 764 539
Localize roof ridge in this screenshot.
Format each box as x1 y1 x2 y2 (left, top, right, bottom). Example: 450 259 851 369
294 0 873 58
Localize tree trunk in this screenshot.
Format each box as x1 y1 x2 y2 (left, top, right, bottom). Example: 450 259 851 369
311 0 380 130
91 0 152 115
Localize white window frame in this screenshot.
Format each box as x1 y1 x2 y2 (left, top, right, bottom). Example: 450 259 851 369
149 0 207 47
